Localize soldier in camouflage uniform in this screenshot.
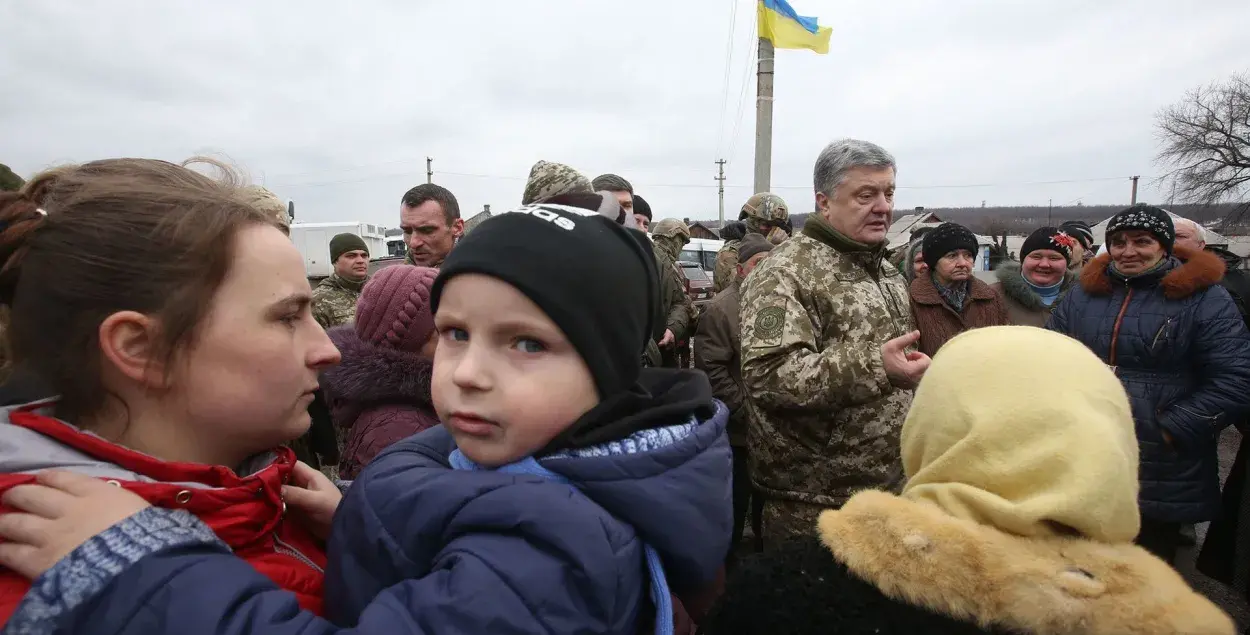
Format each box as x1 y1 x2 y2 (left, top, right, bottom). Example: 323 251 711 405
739 139 930 544
312 233 370 329
650 218 697 367
522 160 594 205
714 193 790 294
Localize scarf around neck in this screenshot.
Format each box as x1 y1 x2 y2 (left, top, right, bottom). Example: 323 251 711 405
932 273 970 311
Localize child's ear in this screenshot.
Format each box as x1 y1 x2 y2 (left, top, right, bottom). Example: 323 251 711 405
98 311 168 388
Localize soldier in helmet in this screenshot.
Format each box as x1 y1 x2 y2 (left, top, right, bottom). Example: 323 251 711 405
714 193 790 294
650 218 697 367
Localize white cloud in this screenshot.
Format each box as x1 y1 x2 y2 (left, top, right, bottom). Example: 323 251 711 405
2 0 1247 227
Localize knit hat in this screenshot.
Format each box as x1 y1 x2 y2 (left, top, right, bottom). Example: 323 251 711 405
1106 204 1175 255
1059 220 1094 249
632 194 652 221
591 173 633 193
522 160 593 205
737 233 774 263
330 233 368 263
921 222 978 270
1020 227 1080 263
902 326 1140 543
432 204 658 398
354 265 438 351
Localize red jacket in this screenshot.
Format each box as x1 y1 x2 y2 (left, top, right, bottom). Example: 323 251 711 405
0 403 326 623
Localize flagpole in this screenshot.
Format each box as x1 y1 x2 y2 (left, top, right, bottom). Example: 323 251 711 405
753 37 774 195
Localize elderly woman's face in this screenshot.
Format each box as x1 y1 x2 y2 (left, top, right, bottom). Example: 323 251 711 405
1108 229 1165 276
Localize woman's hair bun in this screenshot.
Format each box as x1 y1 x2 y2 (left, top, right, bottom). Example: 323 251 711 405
0 186 51 306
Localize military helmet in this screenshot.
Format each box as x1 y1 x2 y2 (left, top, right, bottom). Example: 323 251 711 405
651 218 691 241
739 192 789 223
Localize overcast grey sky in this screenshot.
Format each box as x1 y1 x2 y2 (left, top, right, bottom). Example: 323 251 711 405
2 0 1248 227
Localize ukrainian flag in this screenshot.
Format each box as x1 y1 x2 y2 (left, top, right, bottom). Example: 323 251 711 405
757 0 832 54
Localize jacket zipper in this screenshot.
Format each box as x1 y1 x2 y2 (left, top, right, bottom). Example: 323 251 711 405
1107 287 1134 367
274 534 324 574
1150 317 1172 350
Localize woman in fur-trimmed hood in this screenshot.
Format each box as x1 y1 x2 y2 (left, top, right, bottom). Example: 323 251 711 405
704 326 1235 635
321 265 441 480
992 227 1078 327
1046 204 1250 563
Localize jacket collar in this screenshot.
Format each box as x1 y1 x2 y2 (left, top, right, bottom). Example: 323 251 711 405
994 262 1074 311
910 273 996 307
801 214 890 275
818 490 1235 635
1080 245 1225 300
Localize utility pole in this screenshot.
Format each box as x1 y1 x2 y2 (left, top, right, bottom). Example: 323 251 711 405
1048 198 1053 226
426 157 433 184
715 159 727 224
753 38 775 194
1130 175 1139 205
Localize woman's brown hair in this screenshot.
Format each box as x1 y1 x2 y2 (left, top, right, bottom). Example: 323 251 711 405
0 158 280 422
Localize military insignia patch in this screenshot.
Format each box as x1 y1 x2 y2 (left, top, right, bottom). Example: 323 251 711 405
754 306 786 340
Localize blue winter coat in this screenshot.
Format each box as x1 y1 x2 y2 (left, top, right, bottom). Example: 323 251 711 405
1046 248 1250 523
3 377 733 635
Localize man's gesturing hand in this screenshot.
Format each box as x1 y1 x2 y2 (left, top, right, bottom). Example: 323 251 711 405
882 330 931 389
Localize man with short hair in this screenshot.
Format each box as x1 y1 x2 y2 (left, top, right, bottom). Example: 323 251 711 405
908 222 1010 357
312 233 371 329
695 233 774 562
592 173 635 217
400 184 464 267
740 138 928 543
1173 217 1207 253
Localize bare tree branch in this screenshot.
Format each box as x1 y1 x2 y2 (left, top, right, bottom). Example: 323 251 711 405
1155 72 1250 217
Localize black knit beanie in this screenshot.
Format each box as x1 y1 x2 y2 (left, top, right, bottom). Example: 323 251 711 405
1021 227 1079 263
329 233 368 262
1106 204 1175 255
921 223 978 271
431 204 658 398
1059 220 1094 249
632 194 653 221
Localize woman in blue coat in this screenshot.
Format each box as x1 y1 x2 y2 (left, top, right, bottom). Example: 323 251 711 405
1046 204 1250 563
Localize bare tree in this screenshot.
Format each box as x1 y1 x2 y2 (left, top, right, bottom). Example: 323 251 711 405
1155 73 1250 223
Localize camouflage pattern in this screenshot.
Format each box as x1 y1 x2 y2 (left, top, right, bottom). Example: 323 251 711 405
651 232 696 350
761 499 829 544
240 185 290 232
591 173 634 193
739 192 789 235
522 160 593 205
651 218 691 241
311 273 366 329
739 213 915 542
712 239 741 294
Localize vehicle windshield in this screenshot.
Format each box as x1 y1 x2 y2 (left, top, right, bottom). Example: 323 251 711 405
679 263 710 281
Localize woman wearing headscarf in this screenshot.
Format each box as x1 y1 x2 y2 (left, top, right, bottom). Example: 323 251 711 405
1047 204 1250 564
703 326 1234 634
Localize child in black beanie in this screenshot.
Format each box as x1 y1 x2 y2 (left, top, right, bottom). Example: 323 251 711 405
324 202 734 633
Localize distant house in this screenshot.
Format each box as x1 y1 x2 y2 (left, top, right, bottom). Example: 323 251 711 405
463 209 493 234
1226 237 1250 270
886 211 946 249
689 221 721 240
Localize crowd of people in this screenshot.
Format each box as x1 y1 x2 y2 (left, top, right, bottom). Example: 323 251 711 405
0 139 1246 634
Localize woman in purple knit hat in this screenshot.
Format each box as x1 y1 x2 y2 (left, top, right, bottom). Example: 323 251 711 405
321 265 441 479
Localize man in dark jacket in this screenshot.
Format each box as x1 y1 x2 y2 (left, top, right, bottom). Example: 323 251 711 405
695 233 773 562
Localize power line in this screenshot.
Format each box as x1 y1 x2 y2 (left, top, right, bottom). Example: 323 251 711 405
725 18 758 167
714 0 741 157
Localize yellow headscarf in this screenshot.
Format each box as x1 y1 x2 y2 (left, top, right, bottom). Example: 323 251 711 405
901 326 1140 543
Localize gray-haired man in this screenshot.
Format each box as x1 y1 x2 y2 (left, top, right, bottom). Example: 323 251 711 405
739 138 929 543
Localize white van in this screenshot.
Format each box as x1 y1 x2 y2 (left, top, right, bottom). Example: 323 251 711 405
290 221 388 278
678 238 724 273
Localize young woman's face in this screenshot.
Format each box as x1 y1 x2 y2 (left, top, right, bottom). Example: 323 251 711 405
1108 230 1165 276
432 274 598 467
170 225 340 461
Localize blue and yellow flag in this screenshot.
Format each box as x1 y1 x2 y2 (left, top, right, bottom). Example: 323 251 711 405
757 0 831 54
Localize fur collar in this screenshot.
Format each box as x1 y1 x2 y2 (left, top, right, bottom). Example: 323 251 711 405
910 274 997 307
1079 245 1225 300
321 326 434 408
994 262 1072 311
818 490 1233 635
